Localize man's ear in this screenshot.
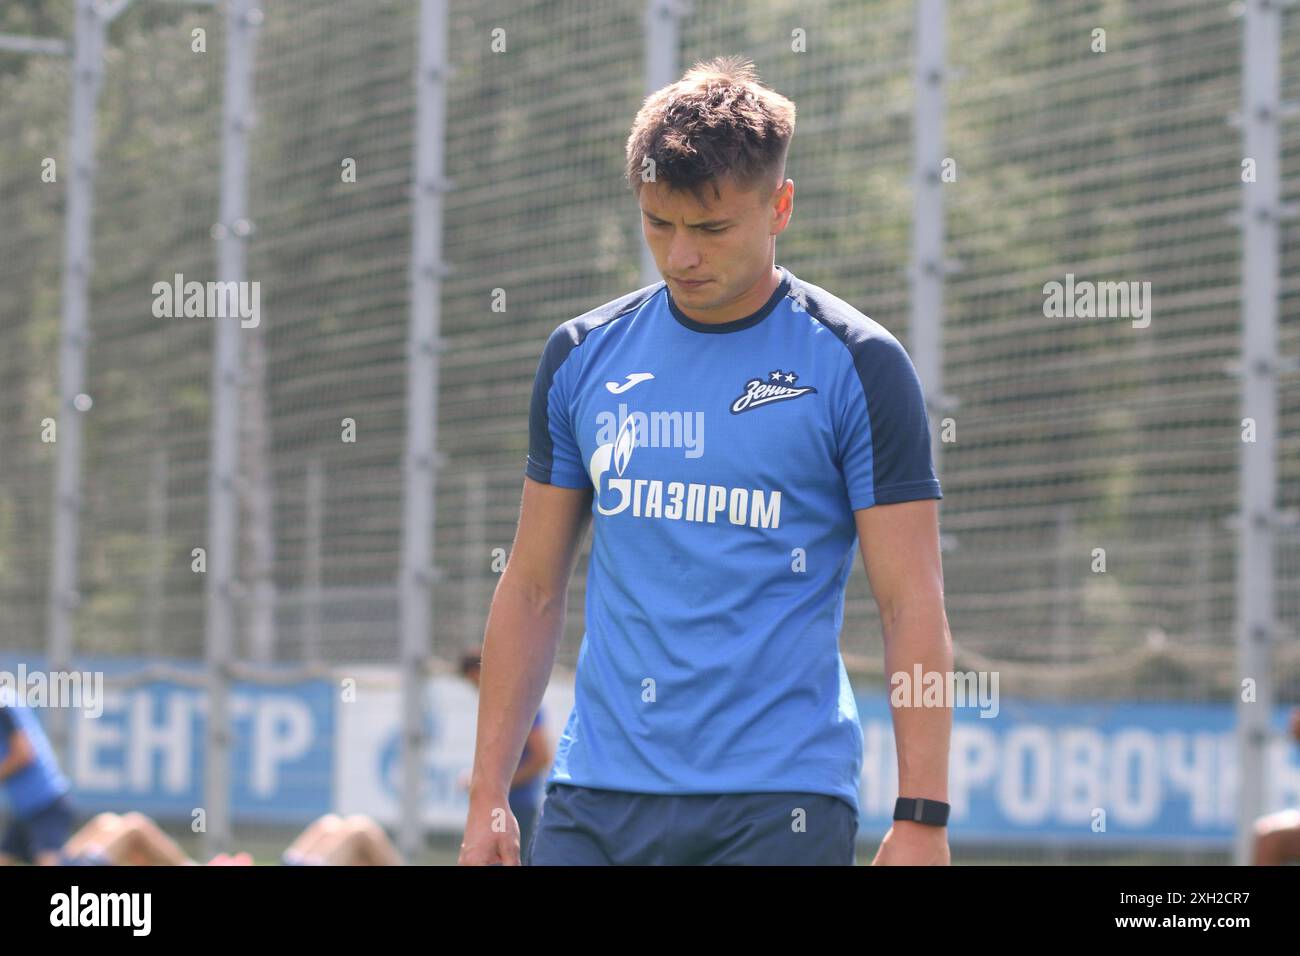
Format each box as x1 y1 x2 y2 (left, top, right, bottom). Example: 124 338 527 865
771 179 794 231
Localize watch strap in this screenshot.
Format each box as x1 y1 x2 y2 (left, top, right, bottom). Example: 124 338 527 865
893 796 950 827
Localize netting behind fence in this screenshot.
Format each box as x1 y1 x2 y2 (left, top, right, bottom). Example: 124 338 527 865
1 0 1298 859
0 34 69 652
940 0 1251 700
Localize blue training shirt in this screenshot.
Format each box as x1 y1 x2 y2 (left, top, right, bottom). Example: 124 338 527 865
525 264 942 813
0 699 72 817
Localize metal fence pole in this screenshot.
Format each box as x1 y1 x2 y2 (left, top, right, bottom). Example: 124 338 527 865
0 33 69 56
400 0 450 860
1234 0 1285 867
204 0 260 858
46 0 108 768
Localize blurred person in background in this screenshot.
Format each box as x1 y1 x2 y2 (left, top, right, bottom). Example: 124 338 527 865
458 646 552 861
0 691 76 866
59 810 399 865
1252 706 1300 865
281 813 403 866
61 811 197 866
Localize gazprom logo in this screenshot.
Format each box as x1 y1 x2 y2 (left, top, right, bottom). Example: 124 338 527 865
587 416 781 528
592 417 638 516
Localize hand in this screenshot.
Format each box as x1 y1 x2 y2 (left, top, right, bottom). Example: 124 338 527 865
870 822 950 865
458 796 522 866
456 768 472 792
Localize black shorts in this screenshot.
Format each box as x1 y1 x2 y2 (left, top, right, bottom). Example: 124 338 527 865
0 794 75 864
527 783 858 865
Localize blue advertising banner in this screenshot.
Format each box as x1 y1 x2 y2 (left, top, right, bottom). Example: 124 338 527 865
4 651 1298 846
856 694 1300 847
0 654 333 824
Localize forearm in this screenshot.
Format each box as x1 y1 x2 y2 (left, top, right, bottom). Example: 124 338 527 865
883 601 953 803
468 572 566 803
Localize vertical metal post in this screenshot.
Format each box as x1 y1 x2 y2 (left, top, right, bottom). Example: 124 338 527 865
1234 0 1282 867
46 0 108 767
401 0 450 860
303 458 324 664
909 0 951 490
640 0 686 287
205 0 260 858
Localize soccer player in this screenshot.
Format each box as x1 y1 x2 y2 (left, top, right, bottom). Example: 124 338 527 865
60 811 192 866
0 694 76 866
281 813 403 866
57 810 399 865
458 55 953 866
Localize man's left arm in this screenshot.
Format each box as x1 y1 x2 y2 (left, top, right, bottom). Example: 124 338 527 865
855 498 952 865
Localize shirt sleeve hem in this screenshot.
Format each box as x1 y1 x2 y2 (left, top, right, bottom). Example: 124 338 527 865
851 478 943 510
525 458 590 489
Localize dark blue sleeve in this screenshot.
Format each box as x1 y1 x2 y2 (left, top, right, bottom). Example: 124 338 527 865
0 707 14 735
837 333 943 510
525 323 592 489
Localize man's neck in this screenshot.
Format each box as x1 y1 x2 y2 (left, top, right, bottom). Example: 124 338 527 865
678 264 781 325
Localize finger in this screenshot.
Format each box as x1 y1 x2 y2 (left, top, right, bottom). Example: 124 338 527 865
457 842 498 866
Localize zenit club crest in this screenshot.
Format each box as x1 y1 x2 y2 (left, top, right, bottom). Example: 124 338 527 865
730 370 817 414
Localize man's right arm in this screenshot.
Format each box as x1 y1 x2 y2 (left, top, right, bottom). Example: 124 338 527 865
464 476 592 831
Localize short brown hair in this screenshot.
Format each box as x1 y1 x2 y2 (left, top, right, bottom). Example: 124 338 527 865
624 55 796 205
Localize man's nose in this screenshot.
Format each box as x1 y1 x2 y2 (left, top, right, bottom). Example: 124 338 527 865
665 234 701 271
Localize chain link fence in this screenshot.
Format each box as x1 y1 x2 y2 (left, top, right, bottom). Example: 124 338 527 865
0 0 1296 861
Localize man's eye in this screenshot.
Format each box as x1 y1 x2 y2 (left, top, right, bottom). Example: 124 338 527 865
703 226 727 233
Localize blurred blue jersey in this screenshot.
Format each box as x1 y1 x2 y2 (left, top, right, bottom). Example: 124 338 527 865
510 710 545 806
0 697 72 817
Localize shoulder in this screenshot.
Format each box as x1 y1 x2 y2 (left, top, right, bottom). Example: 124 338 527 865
542 279 665 360
786 272 908 363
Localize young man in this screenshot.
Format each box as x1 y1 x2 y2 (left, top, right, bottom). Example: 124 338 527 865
0 695 75 866
459 55 953 866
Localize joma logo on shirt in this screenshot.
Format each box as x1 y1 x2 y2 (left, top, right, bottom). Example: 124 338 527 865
730 369 817 414
588 418 781 528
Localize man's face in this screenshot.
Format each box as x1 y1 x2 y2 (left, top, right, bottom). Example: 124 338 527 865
639 174 794 324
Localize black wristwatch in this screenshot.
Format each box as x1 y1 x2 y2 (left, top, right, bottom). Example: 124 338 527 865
893 797 950 827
